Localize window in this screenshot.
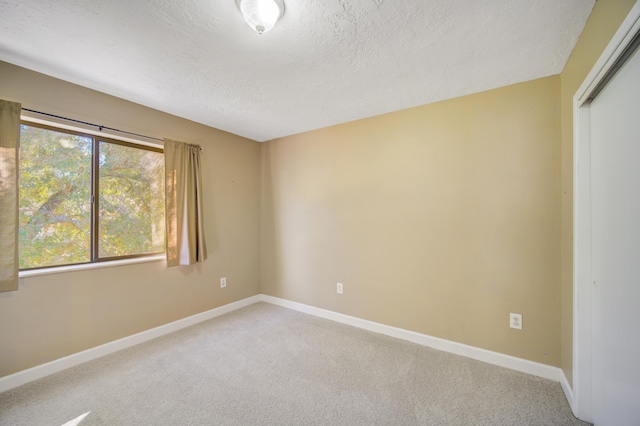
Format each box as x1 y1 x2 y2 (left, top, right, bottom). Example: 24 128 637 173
19 122 165 270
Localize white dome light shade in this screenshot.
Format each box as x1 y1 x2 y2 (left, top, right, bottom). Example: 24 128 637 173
236 0 284 34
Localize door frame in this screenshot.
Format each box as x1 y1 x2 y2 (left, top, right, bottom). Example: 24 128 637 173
573 2 640 422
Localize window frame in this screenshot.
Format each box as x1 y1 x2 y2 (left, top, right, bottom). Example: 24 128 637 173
18 119 165 272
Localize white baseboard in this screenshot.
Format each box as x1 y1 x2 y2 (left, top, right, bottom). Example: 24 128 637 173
1 293 565 394
0 295 262 393
560 370 576 415
260 295 564 382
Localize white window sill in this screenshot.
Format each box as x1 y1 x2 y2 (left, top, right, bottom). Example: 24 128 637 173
19 254 166 278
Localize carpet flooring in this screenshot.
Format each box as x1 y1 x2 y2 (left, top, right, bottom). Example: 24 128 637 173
0 302 589 425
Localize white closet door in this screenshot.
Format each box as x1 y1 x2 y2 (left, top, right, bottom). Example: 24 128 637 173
590 45 640 426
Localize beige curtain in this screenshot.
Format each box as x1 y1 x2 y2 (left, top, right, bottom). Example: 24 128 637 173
0 99 21 292
164 139 207 267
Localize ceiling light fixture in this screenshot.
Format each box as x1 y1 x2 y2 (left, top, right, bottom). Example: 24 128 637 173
236 0 285 34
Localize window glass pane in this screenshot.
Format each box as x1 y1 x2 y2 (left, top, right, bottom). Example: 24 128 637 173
18 125 92 268
98 141 165 258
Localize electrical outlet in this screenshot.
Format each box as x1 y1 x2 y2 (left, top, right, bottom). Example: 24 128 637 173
337 282 343 294
510 313 522 330
220 277 227 288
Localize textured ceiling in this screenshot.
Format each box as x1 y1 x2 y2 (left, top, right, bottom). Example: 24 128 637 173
0 0 594 142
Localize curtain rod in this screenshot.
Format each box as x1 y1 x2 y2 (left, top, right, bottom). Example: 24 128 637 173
21 108 205 151
22 108 164 142
22 108 204 151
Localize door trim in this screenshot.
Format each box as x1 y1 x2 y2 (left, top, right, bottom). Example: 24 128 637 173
573 2 640 422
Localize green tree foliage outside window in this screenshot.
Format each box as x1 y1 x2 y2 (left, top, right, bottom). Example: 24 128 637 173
98 141 165 258
19 123 165 270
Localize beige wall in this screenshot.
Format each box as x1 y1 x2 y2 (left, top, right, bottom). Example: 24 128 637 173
559 0 636 386
0 61 262 377
261 76 562 365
